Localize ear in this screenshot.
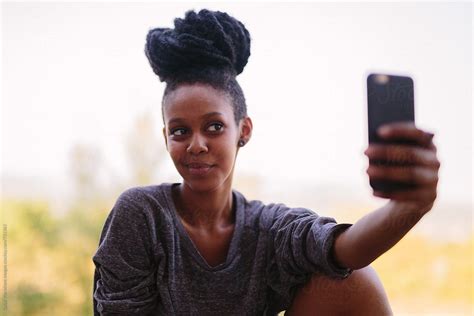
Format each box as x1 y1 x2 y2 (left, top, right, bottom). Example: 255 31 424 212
162 127 169 151
239 116 253 145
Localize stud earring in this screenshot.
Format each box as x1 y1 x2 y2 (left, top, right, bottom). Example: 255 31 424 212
238 139 245 147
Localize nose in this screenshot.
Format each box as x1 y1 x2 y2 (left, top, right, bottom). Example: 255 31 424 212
186 133 208 155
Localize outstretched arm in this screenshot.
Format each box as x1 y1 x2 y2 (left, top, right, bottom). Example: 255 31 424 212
333 122 440 270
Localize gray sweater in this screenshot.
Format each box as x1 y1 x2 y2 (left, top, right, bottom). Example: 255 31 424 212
92 183 353 315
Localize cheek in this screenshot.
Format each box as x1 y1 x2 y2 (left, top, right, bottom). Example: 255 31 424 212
167 142 185 161
213 139 237 165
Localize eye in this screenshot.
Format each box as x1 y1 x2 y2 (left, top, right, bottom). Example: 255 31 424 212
170 128 187 136
207 123 224 132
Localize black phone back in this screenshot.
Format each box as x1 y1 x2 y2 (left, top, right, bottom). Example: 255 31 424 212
367 73 416 192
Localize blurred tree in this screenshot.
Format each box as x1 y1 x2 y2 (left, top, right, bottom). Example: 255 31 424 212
5 200 64 315
68 143 103 203
4 198 110 315
125 111 167 185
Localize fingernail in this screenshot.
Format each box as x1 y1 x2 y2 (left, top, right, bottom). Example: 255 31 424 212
378 127 390 136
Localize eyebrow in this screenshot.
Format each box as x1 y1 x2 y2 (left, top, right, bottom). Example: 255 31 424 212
167 111 224 125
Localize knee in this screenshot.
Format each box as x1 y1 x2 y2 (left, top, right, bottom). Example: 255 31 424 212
286 266 393 316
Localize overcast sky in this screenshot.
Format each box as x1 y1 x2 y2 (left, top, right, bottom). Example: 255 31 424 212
1 2 472 207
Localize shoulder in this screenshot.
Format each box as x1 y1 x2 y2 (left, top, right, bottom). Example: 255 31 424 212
99 184 174 242
109 183 172 222
114 183 171 210
244 195 318 220
234 189 320 231
117 183 167 203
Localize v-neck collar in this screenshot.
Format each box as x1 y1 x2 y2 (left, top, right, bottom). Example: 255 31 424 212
162 182 244 272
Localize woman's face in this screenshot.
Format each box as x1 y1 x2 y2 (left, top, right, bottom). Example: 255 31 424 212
162 83 252 192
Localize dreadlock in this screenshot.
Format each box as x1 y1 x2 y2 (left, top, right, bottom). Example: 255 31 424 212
144 9 251 125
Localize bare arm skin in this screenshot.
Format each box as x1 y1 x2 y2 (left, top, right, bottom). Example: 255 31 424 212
334 122 440 270
333 200 429 269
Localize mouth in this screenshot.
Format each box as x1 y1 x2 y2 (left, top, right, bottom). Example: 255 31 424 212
185 163 214 176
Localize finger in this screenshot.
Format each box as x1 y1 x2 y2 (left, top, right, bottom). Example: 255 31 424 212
373 187 437 202
427 139 437 153
378 123 434 146
365 144 440 168
367 165 439 185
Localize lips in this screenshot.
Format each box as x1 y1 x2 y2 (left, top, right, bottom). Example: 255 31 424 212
185 162 214 176
187 163 213 168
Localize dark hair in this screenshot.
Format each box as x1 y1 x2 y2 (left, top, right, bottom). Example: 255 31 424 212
144 9 251 125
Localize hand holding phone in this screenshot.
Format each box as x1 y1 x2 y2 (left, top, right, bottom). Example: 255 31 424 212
366 73 421 193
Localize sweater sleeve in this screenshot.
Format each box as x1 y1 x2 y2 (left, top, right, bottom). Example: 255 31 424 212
92 189 159 315
265 204 353 312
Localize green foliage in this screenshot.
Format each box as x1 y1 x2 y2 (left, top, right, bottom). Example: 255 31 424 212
2 198 109 315
2 198 473 315
13 283 62 315
7 200 59 248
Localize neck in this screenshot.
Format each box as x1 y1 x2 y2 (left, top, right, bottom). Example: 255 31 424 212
172 180 234 230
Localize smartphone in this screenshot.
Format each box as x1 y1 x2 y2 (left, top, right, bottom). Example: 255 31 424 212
367 73 416 192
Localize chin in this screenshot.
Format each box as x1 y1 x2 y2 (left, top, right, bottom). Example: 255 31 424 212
179 169 232 193
180 179 219 193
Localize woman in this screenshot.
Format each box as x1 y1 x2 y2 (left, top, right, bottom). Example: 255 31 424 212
92 9 439 315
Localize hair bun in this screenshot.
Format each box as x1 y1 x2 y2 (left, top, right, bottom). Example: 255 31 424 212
145 9 251 82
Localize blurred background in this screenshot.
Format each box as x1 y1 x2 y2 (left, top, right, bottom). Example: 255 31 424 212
1 1 472 315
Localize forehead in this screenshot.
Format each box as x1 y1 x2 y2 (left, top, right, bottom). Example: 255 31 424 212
163 84 233 123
